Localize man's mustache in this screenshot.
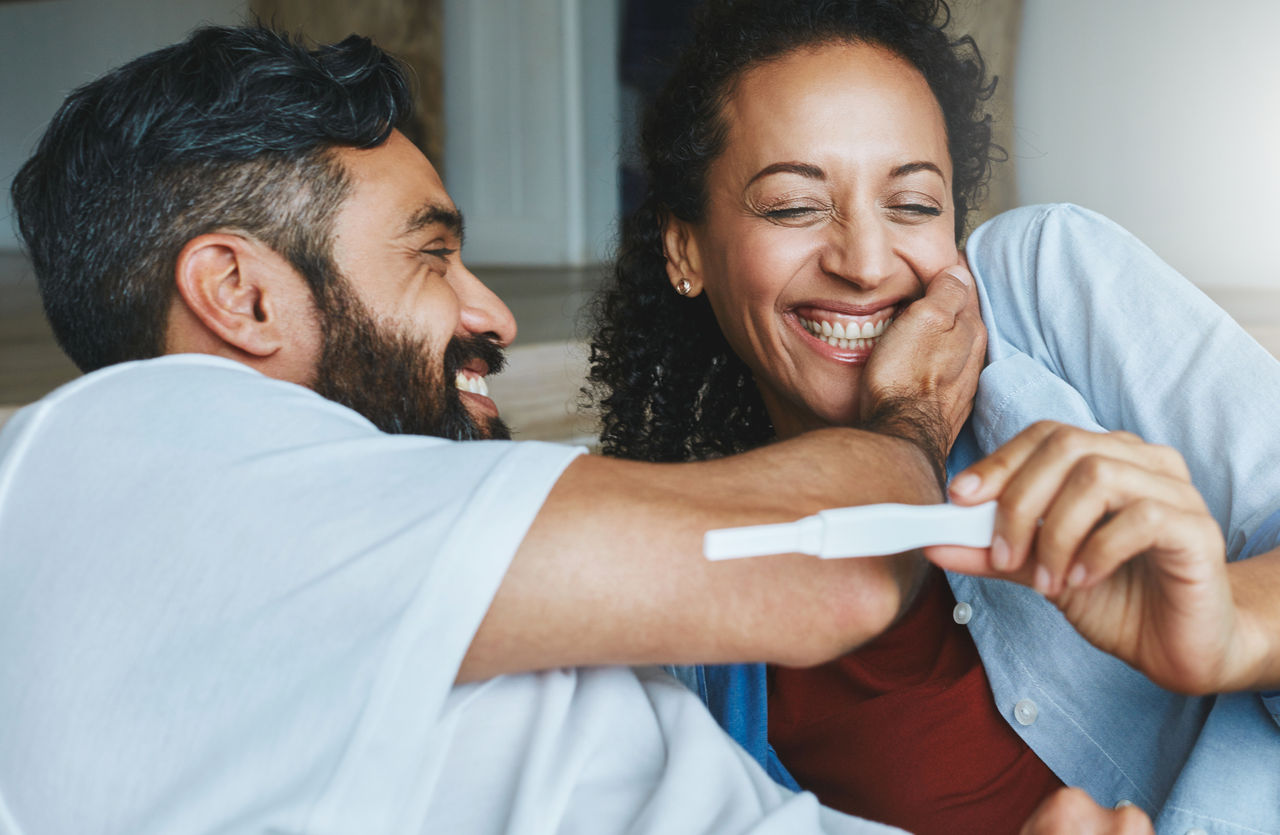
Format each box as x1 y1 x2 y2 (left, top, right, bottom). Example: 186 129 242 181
445 333 507 381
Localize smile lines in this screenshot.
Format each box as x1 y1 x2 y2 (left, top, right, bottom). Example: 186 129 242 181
799 315 891 350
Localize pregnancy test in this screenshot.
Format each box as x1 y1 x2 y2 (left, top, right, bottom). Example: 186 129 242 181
703 501 997 561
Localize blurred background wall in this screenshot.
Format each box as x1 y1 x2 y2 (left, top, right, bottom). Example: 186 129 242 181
2 0 1277 289
2 0 1277 433
0 0 248 254
1015 0 1280 292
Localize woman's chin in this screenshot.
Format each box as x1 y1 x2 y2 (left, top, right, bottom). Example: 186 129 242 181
766 399 863 439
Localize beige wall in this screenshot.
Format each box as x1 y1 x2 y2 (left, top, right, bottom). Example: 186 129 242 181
1014 0 1280 292
950 0 1024 232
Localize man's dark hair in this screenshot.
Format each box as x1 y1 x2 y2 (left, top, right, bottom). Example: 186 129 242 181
10 25 413 372
588 0 1000 463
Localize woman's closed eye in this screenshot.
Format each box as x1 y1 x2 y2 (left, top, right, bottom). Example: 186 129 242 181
884 191 944 221
759 202 830 225
766 206 817 219
890 203 942 217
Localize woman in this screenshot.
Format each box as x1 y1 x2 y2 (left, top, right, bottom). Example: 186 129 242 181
587 1 1280 833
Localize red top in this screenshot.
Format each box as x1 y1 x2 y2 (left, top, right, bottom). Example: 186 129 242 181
768 568 1062 835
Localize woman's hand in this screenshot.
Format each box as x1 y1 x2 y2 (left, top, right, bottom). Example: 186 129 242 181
926 421 1257 694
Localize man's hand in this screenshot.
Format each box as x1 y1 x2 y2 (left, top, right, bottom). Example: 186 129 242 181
927 421 1261 694
1021 788 1153 835
860 262 987 482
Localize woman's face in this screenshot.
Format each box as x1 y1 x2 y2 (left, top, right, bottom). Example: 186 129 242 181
668 41 959 438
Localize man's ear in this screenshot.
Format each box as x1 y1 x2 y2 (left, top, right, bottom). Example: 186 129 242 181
172 233 294 358
662 216 704 298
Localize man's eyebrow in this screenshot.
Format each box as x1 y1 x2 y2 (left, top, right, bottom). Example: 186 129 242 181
404 203 466 244
891 161 946 182
746 161 826 187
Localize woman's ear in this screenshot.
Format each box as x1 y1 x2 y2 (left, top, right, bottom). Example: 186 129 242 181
172 233 292 357
662 217 704 298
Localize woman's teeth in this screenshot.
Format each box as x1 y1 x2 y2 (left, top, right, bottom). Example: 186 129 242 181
455 371 489 397
800 316 890 350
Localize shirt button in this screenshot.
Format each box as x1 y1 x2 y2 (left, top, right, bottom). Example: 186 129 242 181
952 601 973 625
1114 800 1134 809
1184 829 1209 835
1014 698 1038 726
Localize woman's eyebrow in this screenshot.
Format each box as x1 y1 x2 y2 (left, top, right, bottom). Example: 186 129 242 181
746 161 826 186
891 161 946 181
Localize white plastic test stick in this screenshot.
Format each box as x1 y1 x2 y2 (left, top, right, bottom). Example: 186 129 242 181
703 501 997 561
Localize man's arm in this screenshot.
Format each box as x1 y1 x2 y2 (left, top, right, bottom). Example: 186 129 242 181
461 429 938 682
460 266 986 683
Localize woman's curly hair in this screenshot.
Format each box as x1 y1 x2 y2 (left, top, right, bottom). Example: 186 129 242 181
587 0 999 462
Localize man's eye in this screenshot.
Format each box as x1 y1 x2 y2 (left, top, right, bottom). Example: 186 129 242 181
421 247 457 261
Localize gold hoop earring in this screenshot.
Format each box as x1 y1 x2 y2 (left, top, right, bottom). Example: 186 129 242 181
675 278 693 296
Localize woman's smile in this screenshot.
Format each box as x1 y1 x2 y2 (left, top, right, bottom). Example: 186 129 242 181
665 40 959 438
793 304 899 360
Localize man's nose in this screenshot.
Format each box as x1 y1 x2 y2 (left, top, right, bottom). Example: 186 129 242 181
820 215 895 290
455 263 517 347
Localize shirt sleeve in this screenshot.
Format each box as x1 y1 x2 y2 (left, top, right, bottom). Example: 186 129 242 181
0 356 585 833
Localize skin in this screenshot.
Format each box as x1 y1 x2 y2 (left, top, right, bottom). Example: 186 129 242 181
665 40 1280 697
161 128 986 684
156 121 1137 834
325 131 516 426
665 42 967 439
934 422 1280 694
658 37 1279 831
1020 788 1153 835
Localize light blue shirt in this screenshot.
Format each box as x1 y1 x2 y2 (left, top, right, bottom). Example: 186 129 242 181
673 206 1280 835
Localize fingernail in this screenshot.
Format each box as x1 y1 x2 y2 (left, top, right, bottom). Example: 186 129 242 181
1067 564 1087 588
1034 565 1053 595
990 534 1011 571
945 267 972 287
950 473 981 498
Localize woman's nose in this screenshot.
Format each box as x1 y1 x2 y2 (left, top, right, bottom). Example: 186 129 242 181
820 216 895 290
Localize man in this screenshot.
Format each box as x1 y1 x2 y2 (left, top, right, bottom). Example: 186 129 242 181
0 25 1156 835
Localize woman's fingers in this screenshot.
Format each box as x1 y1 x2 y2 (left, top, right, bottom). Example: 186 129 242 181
949 422 1195 589
1067 499 1224 591
1033 455 1209 592
950 422 1186 505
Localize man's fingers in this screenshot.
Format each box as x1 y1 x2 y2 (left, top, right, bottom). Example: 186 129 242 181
912 265 977 323
1020 787 1153 835
860 260 986 450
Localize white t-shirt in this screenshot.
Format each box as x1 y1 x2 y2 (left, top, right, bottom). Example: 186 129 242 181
0 355 897 835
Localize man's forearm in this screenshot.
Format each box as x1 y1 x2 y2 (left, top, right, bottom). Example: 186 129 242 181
459 427 942 683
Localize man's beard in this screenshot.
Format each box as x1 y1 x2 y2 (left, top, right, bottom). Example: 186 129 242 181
310 280 510 441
